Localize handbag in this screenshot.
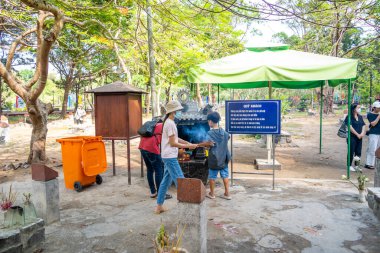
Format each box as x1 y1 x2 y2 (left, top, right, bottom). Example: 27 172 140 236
337 122 348 138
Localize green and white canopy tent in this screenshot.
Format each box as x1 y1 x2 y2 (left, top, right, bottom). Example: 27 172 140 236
188 44 358 178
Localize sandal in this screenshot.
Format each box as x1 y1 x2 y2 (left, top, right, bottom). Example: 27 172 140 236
220 194 232 200
154 206 168 214
206 192 216 199
364 165 375 170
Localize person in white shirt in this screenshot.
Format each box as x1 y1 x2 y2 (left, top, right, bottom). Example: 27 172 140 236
74 105 86 124
0 116 10 144
155 100 198 214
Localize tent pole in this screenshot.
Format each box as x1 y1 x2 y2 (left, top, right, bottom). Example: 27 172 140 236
231 134 234 186
347 79 352 179
319 82 324 154
231 88 234 186
272 134 275 190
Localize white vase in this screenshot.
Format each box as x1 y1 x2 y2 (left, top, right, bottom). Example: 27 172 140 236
0 211 4 227
358 190 366 203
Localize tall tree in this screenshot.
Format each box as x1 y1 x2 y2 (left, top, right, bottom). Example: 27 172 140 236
271 0 379 113
146 0 159 116
0 1 67 163
0 0 128 163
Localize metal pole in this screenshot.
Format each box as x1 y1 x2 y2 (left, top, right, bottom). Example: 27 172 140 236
141 154 144 177
267 81 272 162
272 134 275 190
347 79 352 179
127 138 131 185
230 134 234 186
112 140 116 176
319 83 323 154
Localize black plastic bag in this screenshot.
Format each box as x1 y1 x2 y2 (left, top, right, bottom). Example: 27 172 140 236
138 119 159 137
337 122 347 138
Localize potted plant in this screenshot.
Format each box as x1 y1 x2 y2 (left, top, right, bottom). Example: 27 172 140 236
357 173 369 203
342 171 369 203
154 224 188 253
0 184 23 227
22 193 37 224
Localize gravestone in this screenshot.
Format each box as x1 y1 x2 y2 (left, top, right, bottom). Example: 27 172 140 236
0 218 44 253
367 148 380 220
177 178 207 253
375 147 380 187
31 164 60 225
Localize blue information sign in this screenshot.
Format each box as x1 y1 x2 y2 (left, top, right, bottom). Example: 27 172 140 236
225 100 281 134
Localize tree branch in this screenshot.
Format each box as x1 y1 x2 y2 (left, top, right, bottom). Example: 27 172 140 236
21 0 66 101
0 62 27 98
25 11 52 89
5 27 37 70
341 34 380 57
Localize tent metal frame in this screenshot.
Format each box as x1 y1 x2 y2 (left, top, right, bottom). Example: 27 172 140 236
213 80 353 184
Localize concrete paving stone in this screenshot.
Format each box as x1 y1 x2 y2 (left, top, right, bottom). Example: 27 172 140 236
2 172 380 253
257 234 283 249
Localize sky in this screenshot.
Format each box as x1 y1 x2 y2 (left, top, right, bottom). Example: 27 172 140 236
243 20 294 46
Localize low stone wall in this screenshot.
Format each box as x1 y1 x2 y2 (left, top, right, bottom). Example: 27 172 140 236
0 218 45 253
367 155 380 220
375 157 380 187
367 188 380 220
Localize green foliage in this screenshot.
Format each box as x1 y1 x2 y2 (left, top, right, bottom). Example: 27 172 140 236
357 172 369 191
298 98 308 112
271 0 379 107
17 70 34 82
156 224 168 248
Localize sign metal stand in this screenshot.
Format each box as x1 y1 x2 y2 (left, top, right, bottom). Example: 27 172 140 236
226 100 280 189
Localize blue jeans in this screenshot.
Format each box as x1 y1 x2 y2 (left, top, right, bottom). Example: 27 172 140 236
157 158 184 205
140 150 164 194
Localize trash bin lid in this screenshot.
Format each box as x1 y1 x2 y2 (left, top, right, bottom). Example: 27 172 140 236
82 141 107 176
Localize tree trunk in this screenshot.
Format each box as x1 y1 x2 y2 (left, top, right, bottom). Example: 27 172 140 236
74 83 79 113
60 63 75 118
113 30 133 85
196 83 203 107
320 86 334 115
0 76 2 118
27 99 53 164
208 84 212 105
146 85 151 117
157 85 161 114
60 79 74 118
85 93 94 123
147 0 158 117
85 82 95 123
165 85 171 104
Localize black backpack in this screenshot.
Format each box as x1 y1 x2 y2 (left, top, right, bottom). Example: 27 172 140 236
138 118 160 137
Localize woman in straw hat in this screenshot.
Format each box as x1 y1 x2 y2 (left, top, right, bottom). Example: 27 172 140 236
155 100 198 214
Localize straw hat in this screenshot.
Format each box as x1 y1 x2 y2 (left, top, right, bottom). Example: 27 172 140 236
165 100 183 114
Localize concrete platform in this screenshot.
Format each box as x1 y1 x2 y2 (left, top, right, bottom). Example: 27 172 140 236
254 159 282 170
